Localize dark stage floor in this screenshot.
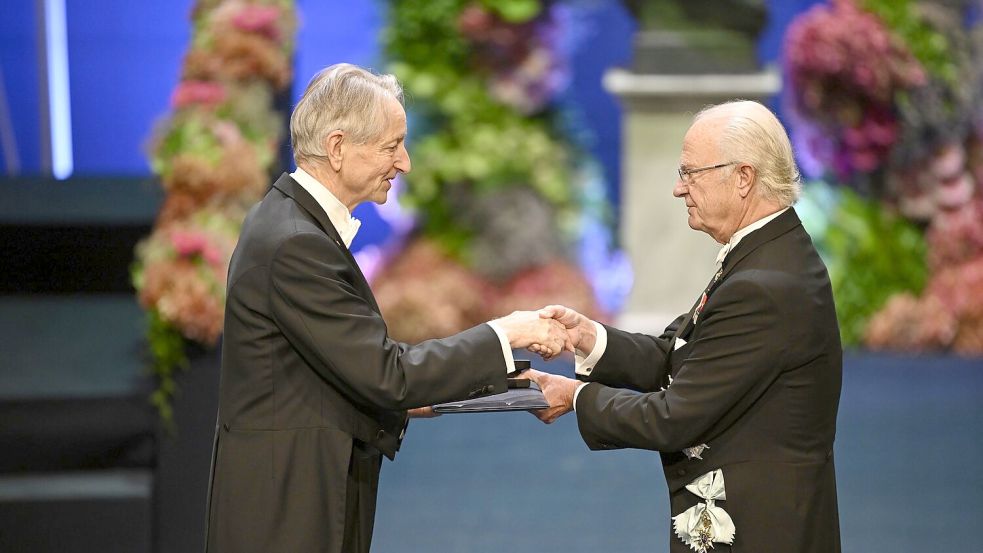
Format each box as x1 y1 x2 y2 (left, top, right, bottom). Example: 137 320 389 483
372 352 983 553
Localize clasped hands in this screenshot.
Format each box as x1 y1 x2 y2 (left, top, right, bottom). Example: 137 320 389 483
493 305 595 424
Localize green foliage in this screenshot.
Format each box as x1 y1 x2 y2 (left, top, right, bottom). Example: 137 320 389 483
480 0 540 22
635 0 697 30
384 0 578 251
863 0 958 86
145 309 189 432
384 0 470 78
408 116 572 201
803 183 928 346
153 117 224 175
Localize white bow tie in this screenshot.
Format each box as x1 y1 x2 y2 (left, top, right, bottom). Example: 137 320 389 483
715 243 731 266
339 217 361 248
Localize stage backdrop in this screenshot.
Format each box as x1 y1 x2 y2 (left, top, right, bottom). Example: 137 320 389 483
1 0 821 248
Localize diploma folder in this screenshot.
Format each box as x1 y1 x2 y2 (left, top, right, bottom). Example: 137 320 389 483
433 380 549 414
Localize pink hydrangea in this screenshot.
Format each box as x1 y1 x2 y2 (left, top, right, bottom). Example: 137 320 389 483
139 259 226 345
170 80 226 109
169 229 225 268
927 258 983 320
864 293 957 351
231 5 282 42
926 258 983 354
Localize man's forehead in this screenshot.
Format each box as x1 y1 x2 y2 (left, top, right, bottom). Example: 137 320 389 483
376 98 407 140
690 114 728 135
682 121 721 156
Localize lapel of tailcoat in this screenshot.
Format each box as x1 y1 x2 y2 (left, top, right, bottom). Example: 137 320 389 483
271 173 381 313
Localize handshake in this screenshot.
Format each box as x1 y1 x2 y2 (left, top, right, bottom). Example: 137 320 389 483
493 304 596 361
409 305 594 423
491 305 596 424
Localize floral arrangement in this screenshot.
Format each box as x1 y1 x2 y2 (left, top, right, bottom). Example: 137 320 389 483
150 82 281 223
132 209 243 423
376 0 624 342
797 181 928 346
865 198 983 353
784 0 983 354
133 0 296 425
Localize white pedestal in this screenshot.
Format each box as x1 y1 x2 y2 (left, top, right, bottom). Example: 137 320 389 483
605 68 780 333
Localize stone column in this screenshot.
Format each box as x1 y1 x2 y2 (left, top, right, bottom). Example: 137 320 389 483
605 68 780 333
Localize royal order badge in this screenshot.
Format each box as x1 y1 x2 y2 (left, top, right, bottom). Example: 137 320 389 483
672 469 736 553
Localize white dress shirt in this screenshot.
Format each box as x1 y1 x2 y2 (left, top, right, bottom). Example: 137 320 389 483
291 168 515 375
291 168 362 248
572 208 790 410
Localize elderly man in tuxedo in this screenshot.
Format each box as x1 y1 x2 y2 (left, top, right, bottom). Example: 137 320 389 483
526 100 842 553
205 63 567 553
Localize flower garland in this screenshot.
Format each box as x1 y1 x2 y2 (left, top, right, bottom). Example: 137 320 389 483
132 0 296 426
375 0 623 342
784 0 983 354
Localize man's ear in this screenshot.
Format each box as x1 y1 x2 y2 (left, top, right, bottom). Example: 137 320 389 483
736 163 756 198
325 130 345 172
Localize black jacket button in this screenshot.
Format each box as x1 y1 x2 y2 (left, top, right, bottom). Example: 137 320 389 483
376 430 386 440
676 469 686 476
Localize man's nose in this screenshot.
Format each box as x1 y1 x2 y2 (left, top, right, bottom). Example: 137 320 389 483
672 178 687 198
395 143 411 174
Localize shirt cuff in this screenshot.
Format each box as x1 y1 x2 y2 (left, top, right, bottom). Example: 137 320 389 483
574 321 607 377
485 321 516 375
572 382 588 412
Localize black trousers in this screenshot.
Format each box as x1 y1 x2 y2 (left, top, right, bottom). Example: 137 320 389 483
341 440 383 553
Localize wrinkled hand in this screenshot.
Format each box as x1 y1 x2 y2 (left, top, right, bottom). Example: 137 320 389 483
494 311 571 360
408 407 439 419
520 369 580 424
538 305 597 356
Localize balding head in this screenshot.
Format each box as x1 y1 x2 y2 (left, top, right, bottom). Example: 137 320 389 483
694 101 801 207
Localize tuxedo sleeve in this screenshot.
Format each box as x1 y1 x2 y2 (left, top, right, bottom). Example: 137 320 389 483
577 314 685 393
269 231 507 410
575 276 787 452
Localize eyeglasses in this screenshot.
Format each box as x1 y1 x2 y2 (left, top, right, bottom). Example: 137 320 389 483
677 162 738 181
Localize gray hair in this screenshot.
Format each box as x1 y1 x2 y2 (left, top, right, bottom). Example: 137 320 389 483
290 63 404 165
695 100 801 207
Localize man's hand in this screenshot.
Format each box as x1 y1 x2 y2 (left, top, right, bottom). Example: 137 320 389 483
493 311 571 360
521 369 581 424
538 305 597 356
408 407 439 419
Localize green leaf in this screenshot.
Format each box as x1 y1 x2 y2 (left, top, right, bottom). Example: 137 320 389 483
145 309 189 433
483 0 541 23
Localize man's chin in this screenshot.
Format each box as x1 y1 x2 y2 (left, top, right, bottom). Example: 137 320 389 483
372 183 392 204
686 213 700 230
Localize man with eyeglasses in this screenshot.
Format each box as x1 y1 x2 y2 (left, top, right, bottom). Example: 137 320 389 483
522 100 842 553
